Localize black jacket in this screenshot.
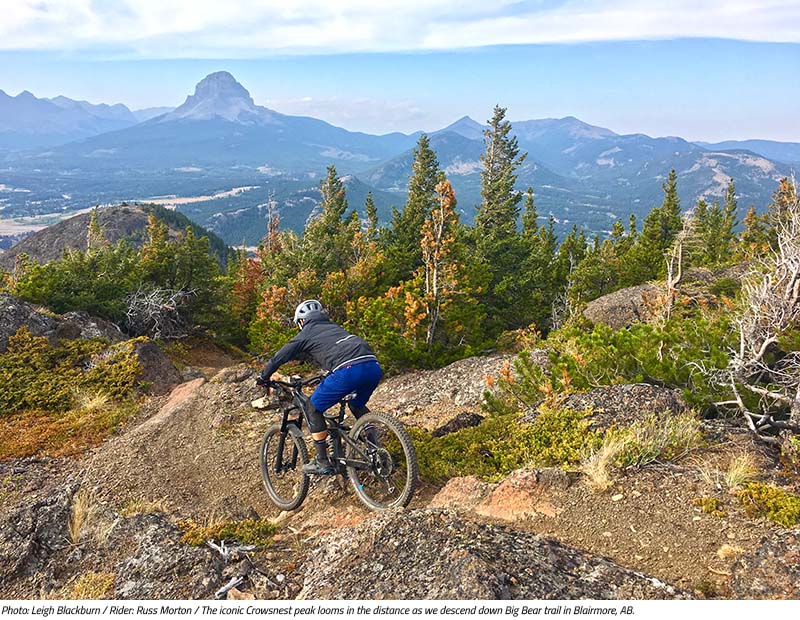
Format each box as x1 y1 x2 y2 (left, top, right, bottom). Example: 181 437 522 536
262 311 377 377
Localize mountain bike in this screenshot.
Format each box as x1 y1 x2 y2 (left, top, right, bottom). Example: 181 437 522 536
256 374 418 512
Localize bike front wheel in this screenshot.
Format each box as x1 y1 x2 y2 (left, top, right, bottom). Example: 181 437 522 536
346 412 418 511
260 423 310 511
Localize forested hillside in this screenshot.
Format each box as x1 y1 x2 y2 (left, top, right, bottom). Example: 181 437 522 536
1 105 799 601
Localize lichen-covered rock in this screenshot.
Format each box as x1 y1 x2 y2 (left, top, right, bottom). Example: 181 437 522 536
583 284 661 329
57 311 125 343
370 354 518 415
729 528 800 599
0 293 58 352
1 294 124 352
0 484 77 582
111 513 223 599
299 509 688 600
524 383 688 429
429 477 492 511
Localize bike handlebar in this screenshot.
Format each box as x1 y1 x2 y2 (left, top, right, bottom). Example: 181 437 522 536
268 374 326 392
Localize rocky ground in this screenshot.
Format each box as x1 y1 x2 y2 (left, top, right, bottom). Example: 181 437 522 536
1 332 799 600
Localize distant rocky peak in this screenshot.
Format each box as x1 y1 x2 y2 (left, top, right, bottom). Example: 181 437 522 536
165 71 267 124
193 71 254 105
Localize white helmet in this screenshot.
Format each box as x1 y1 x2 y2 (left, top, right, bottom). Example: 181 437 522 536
293 299 323 327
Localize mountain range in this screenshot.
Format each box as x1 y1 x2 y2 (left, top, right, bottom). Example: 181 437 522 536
0 89 173 149
0 71 797 245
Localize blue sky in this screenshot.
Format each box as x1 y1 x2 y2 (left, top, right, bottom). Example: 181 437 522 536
1 1 799 141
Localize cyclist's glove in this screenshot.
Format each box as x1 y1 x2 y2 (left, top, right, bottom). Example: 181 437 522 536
255 372 271 388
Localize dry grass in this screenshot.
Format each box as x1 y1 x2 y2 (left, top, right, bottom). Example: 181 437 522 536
716 544 744 561
725 453 760 489
120 497 168 517
696 451 760 491
73 389 111 413
68 489 97 545
580 435 629 492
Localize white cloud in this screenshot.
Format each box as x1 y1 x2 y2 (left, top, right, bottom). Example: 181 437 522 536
1 0 798 55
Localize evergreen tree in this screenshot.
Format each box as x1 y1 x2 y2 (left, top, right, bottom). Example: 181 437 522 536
139 214 175 287
386 134 441 281
304 165 353 274
364 191 379 241
86 207 107 251
624 169 683 281
474 105 527 329
738 206 770 258
521 187 538 240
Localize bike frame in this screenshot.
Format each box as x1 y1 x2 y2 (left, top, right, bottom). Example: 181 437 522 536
269 377 373 475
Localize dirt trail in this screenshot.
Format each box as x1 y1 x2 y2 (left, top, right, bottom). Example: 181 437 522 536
6 351 793 599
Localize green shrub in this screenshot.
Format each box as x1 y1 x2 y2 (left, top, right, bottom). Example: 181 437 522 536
413 407 600 482
692 497 726 517
0 328 141 415
485 314 735 417
709 277 741 298
738 483 800 527
178 518 277 547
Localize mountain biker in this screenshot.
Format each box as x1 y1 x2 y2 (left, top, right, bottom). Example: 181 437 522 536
257 300 383 476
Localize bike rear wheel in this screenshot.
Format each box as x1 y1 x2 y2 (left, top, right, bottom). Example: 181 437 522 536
346 412 418 511
260 423 310 511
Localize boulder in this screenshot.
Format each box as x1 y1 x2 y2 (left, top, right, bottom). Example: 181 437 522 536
524 383 688 429
583 283 662 329
431 411 485 438
429 477 492 511
299 509 688 599
57 311 125 343
0 484 77 582
370 353 519 414
1 293 124 352
475 468 571 522
0 293 58 352
729 528 800 599
132 340 184 395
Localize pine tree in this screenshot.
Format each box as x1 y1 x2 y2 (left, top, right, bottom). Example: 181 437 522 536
386 134 441 281
139 214 175 287
474 105 527 329
739 206 770 257
365 191 379 241
625 169 684 281
521 187 538 241
86 207 108 251
304 165 353 274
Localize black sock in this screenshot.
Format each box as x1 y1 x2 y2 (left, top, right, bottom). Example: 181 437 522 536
314 439 330 464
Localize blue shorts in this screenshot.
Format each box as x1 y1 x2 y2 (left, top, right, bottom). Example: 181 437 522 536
310 360 382 413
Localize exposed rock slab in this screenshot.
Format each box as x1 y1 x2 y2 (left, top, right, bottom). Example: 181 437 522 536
370 354 517 415
111 513 223 599
429 477 492 511
1 293 123 352
475 469 571 521
583 284 661 329
729 528 800 599
299 509 688 600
